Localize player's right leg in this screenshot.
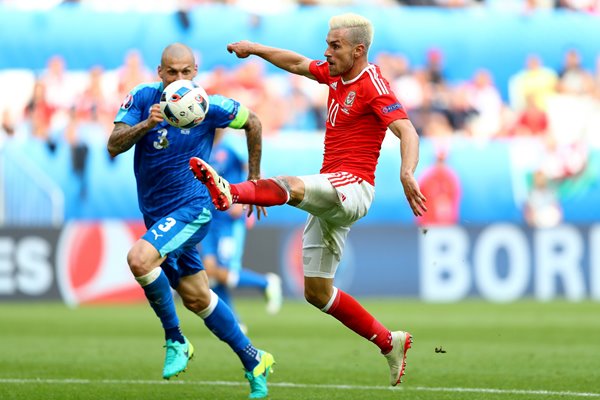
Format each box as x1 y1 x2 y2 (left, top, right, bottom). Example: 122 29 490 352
127 240 193 379
189 157 291 209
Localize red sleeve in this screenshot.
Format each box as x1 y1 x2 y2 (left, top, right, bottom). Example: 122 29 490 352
309 60 331 85
369 93 409 126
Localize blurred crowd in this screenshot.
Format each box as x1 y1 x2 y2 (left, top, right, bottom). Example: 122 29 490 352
1 23 600 228
1 0 600 13
3 47 600 143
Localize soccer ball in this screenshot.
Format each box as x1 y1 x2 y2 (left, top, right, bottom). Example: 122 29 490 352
160 79 210 129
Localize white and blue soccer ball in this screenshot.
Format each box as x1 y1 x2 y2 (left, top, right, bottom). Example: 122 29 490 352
160 79 210 129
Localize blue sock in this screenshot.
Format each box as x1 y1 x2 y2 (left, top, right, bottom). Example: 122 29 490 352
141 270 184 344
237 269 268 290
203 297 260 371
212 284 242 321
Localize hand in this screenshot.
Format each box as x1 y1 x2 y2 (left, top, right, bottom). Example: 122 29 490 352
227 41 254 59
243 204 268 220
145 104 164 130
401 174 427 217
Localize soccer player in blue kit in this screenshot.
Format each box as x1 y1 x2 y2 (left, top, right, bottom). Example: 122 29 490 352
200 130 283 329
107 43 274 399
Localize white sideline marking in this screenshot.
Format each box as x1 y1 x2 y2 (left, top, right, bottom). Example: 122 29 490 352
1 378 599 398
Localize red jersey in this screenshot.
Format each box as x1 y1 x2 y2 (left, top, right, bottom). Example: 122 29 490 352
309 60 408 185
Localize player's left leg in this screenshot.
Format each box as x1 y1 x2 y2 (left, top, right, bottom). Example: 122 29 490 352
306 275 412 386
299 176 412 386
177 266 275 399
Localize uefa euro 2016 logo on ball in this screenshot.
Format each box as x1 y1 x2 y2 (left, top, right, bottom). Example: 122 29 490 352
160 79 210 129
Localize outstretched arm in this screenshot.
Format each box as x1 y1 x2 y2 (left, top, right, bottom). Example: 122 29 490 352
227 40 315 80
388 119 428 217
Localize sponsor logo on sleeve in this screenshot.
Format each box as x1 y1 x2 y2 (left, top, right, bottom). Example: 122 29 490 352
382 103 403 114
120 94 134 110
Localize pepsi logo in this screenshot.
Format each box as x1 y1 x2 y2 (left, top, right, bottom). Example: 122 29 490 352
56 221 147 306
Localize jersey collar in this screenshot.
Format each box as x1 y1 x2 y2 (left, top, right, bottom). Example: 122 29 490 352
341 63 374 85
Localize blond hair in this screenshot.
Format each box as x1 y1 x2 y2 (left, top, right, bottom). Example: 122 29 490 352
329 13 374 51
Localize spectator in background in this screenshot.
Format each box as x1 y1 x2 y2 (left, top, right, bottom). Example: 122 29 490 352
444 86 478 135
416 148 461 225
117 49 153 97
555 0 600 13
465 68 504 139
63 107 89 199
424 47 446 87
75 66 117 134
523 169 562 228
229 60 287 136
202 65 234 97
280 73 325 132
280 87 321 132
422 111 454 138
424 48 452 122
512 93 549 137
390 55 425 113
24 80 56 148
39 55 80 131
557 48 594 96
509 54 558 112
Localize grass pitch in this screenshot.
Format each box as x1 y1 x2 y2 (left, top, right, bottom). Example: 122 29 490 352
0 299 599 400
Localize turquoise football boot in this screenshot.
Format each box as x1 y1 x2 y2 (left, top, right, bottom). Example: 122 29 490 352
162 337 194 379
244 350 275 399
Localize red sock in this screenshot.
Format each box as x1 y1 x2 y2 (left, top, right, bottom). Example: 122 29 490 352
230 178 289 206
326 289 393 354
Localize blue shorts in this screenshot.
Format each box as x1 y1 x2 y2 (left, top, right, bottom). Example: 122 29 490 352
200 217 246 272
142 205 212 288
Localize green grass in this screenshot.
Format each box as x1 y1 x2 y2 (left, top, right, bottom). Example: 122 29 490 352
1 299 599 399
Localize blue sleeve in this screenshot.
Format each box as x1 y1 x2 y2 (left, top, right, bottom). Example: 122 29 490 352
207 94 249 129
114 83 159 126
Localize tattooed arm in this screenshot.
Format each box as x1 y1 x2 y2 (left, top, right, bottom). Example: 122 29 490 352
242 110 262 181
107 104 163 157
240 110 267 219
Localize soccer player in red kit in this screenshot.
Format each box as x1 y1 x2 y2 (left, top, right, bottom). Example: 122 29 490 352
190 13 427 386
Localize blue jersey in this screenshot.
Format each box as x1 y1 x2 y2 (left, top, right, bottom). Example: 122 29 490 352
115 82 248 222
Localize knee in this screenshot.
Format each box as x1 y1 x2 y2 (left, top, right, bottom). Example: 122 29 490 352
275 176 304 205
127 248 148 277
304 285 330 309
